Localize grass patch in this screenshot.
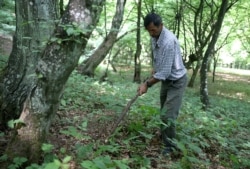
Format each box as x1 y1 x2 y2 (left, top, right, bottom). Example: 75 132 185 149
188 68 250 102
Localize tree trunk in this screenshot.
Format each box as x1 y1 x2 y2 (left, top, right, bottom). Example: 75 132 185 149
173 0 183 39
133 0 142 83
188 59 201 87
79 0 126 77
200 0 228 110
212 55 218 83
0 0 58 128
1 0 104 165
185 1 215 89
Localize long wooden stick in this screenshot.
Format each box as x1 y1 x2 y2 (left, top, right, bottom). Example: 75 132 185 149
108 93 139 138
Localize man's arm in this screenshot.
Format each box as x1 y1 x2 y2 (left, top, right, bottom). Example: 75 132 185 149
145 76 160 87
137 76 160 96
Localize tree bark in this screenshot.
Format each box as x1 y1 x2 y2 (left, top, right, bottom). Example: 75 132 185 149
1 0 104 165
200 0 228 110
133 0 142 83
0 0 58 127
79 0 126 77
187 59 201 87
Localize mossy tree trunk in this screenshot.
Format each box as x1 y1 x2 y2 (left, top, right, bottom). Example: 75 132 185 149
0 0 104 166
0 0 58 126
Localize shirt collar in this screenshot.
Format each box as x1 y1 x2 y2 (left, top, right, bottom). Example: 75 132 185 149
152 27 166 48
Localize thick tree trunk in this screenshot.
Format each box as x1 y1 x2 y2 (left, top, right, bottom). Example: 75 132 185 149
79 0 126 77
1 0 104 166
200 0 228 110
0 0 58 128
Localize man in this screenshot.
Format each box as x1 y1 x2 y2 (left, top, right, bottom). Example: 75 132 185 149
137 12 187 155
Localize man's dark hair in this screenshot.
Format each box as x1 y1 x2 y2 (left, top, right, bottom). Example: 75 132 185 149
144 12 162 28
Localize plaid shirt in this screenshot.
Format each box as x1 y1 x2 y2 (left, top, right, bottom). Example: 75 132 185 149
151 27 186 81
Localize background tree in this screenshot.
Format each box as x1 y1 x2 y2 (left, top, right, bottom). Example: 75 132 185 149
133 0 142 83
231 0 250 69
182 0 219 88
78 0 126 77
200 0 231 109
0 0 104 165
0 0 15 58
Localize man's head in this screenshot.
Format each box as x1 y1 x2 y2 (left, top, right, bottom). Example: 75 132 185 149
144 12 163 38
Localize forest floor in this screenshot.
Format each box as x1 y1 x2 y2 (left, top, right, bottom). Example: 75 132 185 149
48 109 169 169
0 68 249 169
47 110 226 169
46 71 249 169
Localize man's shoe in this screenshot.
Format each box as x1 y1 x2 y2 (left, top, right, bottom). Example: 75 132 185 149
161 147 173 156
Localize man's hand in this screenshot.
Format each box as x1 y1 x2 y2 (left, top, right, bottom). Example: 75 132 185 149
137 83 148 96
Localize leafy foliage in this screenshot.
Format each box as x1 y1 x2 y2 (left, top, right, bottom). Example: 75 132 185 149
0 0 15 35
11 66 247 169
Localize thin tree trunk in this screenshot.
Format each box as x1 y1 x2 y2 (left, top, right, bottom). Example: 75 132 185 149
79 0 126 77
188 59 201 87
200 0 228 110
212 56 218 82
185 1 215 90
133 0 142 83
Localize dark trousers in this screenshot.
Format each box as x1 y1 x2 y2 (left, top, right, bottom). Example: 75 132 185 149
160 74 187 149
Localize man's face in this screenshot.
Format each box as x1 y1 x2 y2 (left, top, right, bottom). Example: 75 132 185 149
146 22 163 38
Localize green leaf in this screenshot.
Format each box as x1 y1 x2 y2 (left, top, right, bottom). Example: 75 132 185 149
188 143 202 154
13 157 27 166
114 160 130 169
80 120 88 131
7 120 15 128
62 156 72 163
187 156 200 163
60 147 67 154
66 27 75 36
62 164 70 169
60 99 67 107
93 158 107 169
44 162 60 169
42 143 54 153
138 131 153 139
26 163 43 169
0 154 8 162
243 142 250 148
60 126 84 139
80 161 98 169
7 119 26 129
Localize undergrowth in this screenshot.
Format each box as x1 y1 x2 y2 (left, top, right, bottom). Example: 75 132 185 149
1 68 249 169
